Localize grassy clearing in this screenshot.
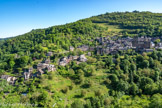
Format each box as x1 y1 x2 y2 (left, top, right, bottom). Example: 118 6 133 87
95 23 124 32
95 23 138 37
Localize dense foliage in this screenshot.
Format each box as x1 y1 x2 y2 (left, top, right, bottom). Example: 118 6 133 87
87 11 162 37
0 11 162 107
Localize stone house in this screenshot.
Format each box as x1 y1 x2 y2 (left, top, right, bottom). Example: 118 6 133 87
24 72 31 80
96 47 102 55
14 54 20 59
37 63 56 75
69 46 75 51
110 50 118 55
89 47 95 51
156 42 162 49
144 49 154 52
23 67 33 80
87 52 91 56
79 54 87 62
77 45 89 51
37 63 48 70
1 75 11 82
46 52 53 56
72 56 79 60
28 67 33 73
45 59 51 64
38 69 44 75
102 48 110 54
37 59 56 75
1 75 17 84
59 57 69 66
132 37 153 49
47 64 56 72
68 55 73 61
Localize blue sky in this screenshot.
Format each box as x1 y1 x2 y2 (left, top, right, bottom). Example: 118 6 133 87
0 0 162 38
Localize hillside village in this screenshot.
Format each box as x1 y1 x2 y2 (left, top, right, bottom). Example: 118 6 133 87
78 36 162 54
1 36 162 85
0 9 162 107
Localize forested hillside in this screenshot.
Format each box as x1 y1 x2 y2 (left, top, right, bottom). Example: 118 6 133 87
87 11 162 37
0 11 162 108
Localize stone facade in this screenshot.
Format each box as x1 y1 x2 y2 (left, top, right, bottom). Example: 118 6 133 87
79 54 87 62
132 37 152 49
23 67 33 80
46 52 53 56
69 46 75 51
37 59 56 75
1 75 17 84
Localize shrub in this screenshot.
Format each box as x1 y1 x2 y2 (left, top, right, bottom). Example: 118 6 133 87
62 87 69 94
104 98 111 106
95 90 102 97
105 79 111 85
81 90 87 97
69 83 74 90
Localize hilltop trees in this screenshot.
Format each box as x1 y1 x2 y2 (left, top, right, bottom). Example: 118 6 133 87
87 11 162 37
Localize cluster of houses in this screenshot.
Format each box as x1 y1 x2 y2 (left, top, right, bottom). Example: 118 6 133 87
1 35 162 84
37 59 56 75
59 54 87 66
0 59 57 84
23 59 56 80
74 36 162 55
0 53 88 84
0 51 56 84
